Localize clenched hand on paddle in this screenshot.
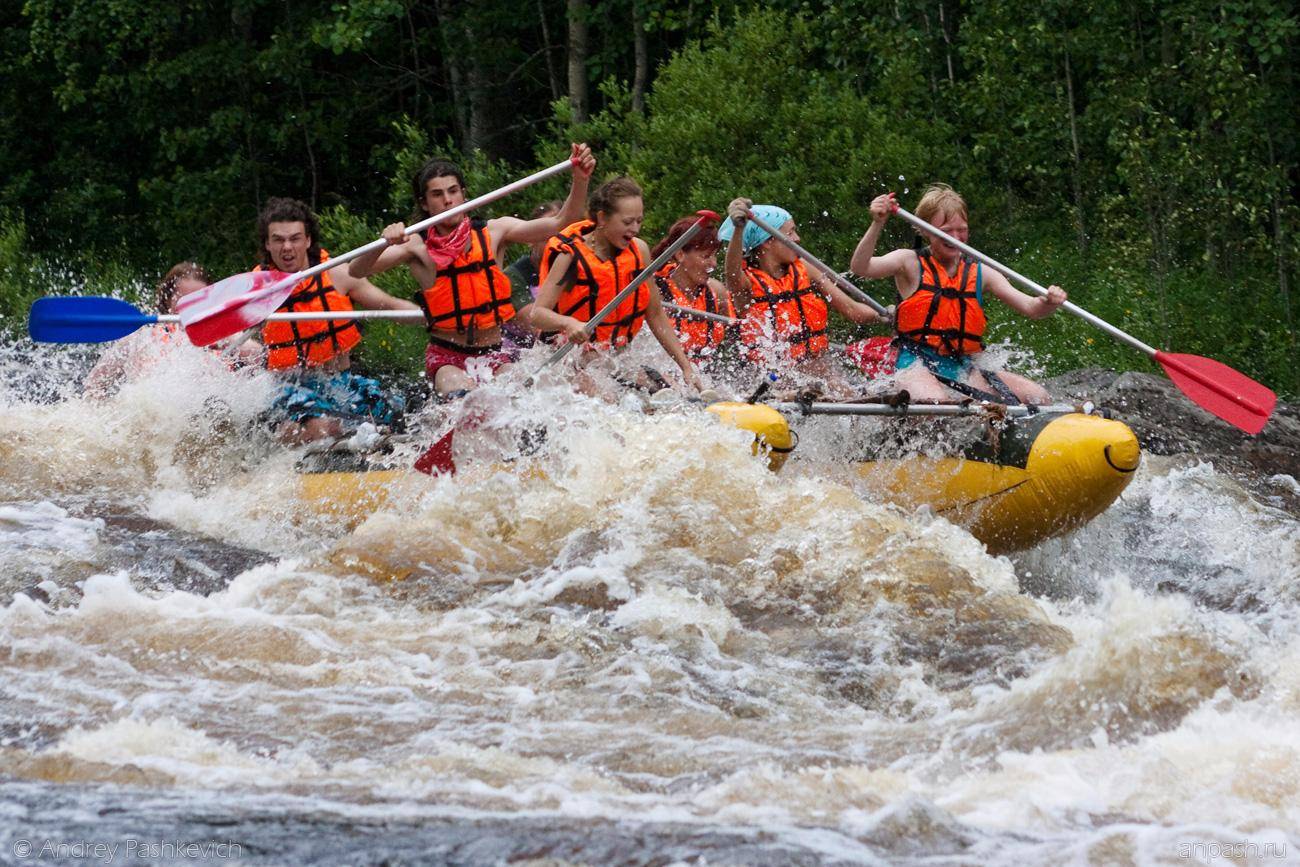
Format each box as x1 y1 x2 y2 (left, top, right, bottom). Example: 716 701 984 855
172 148 590 347
876 194 1276 434
28 150 591 347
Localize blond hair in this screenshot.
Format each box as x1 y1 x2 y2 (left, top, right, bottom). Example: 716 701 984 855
156 261 209 312
914 183 968 225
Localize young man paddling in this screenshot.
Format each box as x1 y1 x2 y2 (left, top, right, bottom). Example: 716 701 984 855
257 197 418 443
721 198 885 379
530 176 704 396
349 144 596 398
849 185 1066 404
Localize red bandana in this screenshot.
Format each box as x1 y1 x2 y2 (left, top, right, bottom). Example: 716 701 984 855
424 217 473 270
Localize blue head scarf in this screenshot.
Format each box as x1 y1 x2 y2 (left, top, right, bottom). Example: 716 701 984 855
716 204 793 255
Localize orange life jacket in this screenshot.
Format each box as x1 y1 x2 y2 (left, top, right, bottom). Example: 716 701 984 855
895 248 985 357
259 250 362 370
740 259 829 361
655 264 734 360
415 219 515 338
540 220 648 349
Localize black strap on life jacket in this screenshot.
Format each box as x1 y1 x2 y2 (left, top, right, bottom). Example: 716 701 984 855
752 266 825 351
897 249 984 358
657 272 728 350
264 270 362 368
416 219 511 342
559 239 647 345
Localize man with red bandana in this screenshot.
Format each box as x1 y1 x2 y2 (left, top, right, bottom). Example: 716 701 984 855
350 144 595 399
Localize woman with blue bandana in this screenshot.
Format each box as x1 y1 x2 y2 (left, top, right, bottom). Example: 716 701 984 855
720 197 885 376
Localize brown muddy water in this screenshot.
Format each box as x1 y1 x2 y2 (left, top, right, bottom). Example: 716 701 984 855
0 334 1297 866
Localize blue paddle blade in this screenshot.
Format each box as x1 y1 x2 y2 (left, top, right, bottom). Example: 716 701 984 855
28 296 157 343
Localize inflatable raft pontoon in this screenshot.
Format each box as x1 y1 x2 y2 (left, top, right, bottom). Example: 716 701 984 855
296 400 1138 553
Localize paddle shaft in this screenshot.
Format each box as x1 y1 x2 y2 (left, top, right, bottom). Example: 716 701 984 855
744 210 890 316
235 159 576 307
892 206 1157 356
528 212 716 383
156 310 426 323
663 303 737 325
773 401 1087 418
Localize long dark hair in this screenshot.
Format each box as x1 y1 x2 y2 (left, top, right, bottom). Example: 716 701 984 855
256 197 321 266
409 159 468 225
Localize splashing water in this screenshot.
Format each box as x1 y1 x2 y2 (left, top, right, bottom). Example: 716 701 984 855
1 326 1297 865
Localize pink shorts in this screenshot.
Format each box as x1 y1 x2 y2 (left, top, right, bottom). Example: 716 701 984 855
424 339 518 379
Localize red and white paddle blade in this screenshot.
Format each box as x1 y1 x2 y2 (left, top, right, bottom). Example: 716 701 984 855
1155 351 1276 435
176 270 291 346
413 430 456 475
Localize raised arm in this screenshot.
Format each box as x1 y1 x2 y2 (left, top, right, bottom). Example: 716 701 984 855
983 268 1068 320
850 193 913 279
722 198 753 308
492 143 595 249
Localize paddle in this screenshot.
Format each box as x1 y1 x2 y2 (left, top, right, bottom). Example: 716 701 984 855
175 156 581 347
663 302 737 326
523 209 721 386
414 210 722 474
890 203 1276 434
28 295 427 344
743 209 891 317
771 400 1086 418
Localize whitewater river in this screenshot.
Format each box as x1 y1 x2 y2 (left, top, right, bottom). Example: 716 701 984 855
1 335 1297 866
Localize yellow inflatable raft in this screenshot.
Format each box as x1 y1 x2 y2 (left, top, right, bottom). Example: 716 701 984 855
296 401 1138 553
839 409 1139 553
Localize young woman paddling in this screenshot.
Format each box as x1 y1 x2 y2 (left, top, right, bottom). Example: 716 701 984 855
849 184 1066 404
652 216 735 371
721 198 884 381
530 176 703 396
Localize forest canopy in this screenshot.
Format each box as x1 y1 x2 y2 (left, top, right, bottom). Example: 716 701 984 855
2 0 1295 392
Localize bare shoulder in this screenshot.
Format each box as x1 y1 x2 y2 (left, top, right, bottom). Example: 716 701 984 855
633 237 652 259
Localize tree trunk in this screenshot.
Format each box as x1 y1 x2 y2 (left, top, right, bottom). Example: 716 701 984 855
1265 131 1295 341
432 0 469 150
937 1 955 86
1062 47 1087 255
567 0 589 124
463 17 490 152
632 0 648 114
538 0 562 101
405 6 423 119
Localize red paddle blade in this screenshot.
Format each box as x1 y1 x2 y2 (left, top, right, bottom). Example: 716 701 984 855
414 430 456 475
1155 351 1276 435
176 270 292 346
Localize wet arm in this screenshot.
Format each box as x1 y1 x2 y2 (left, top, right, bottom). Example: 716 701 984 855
528 252 584 335
722 231 752 310
333 269 421 314
644 290 700 387
984 270 1066 320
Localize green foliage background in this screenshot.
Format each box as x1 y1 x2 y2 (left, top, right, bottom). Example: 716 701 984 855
1 1 1295 393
